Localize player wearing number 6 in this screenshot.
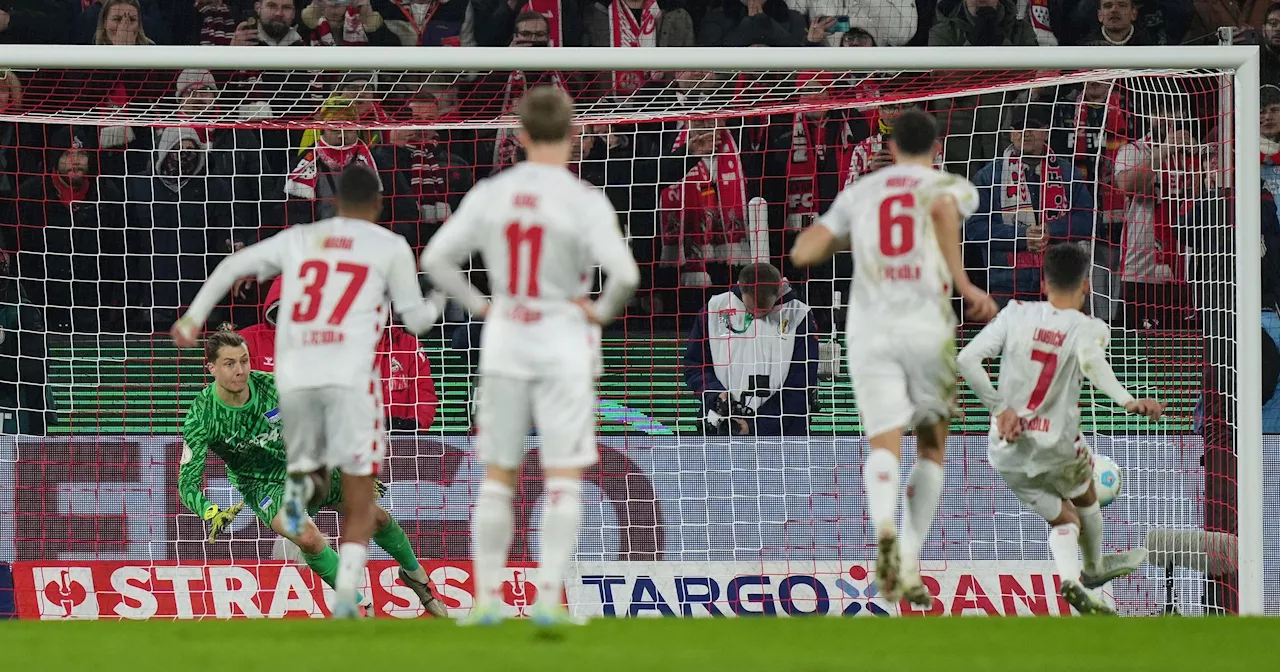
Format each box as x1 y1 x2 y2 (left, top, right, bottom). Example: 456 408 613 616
421 86 640 627
956 244 1161 615
171 164 446 619
790 109 998 606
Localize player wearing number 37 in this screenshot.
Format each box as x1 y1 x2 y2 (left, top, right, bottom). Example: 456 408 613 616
170 164 447 619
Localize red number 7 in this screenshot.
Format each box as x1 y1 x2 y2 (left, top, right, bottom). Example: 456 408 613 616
1027 348 1059 412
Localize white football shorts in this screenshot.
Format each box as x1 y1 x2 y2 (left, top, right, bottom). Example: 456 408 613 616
846 329 957 438
476 373 598 470
279 382 385 477
998 436 1094 521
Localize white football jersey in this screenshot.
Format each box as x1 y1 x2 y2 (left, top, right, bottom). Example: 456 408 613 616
188 217 429 392
961 301 1112 474
425 163 636 379
818 163 979 336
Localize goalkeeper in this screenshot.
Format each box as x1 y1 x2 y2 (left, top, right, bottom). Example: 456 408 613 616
178 328 448 618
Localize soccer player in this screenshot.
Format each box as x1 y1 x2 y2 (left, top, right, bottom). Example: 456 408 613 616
956 243 1159 615
421 86 640 626
179 329 449 618
789 108 998 605
171 164 444 618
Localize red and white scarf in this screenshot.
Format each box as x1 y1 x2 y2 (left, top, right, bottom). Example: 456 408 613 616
493 70 567 170
310 6 369 46
660 129 751 280
523 0 564 46
285 138 378 200
608 0 661 95
998 147 1069 268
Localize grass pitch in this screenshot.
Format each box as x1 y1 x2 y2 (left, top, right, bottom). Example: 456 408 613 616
2 617 1270 672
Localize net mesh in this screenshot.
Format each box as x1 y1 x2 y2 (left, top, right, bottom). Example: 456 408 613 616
0 63 1266 618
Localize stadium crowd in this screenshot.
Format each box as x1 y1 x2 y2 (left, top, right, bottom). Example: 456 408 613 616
0 0 1269 442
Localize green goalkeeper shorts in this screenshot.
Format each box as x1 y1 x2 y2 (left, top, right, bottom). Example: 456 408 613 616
244 469 345 528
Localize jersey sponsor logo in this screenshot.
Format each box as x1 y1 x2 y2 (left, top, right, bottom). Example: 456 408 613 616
180 442 193 465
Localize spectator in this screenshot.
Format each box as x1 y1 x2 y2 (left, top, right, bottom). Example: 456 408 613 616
1065 0 1191 46
230 0 304 45
584 0 694 96
473 0 583 46
789 0 918 46
659 117 754 295
16 128 129 333
171 0 245 46
838 24 876 46
929 0 1036 177
86 0 166 177
239 278 439 433
383 0 475 46
842 101 914 188
684 262 818 437
1014 0 1064 45
1237 3 1280 87
1111 89 1203 329
222 1 318 118
1081 0 1152 46
92 0 157 44
1263 85 1280 198
0 249 54 436
125 125 237 332
284 96 416 227
699 0 807 47
72 0 172 45
966 105 1094 305
0 2 70 44
0 71 44 245
301 0 398 45
487 12 570 173
389 84 477 248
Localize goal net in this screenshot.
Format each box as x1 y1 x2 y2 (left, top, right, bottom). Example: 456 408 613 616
0 46 1267 619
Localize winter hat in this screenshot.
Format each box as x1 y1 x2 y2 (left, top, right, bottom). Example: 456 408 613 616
175 69 216 98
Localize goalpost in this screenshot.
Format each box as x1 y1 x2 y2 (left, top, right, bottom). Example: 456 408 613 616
0 44 1264 618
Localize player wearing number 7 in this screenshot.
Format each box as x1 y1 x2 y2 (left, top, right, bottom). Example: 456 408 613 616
957 244 1160 615
171 165 446 619
790 109 998 606
421 86 640 627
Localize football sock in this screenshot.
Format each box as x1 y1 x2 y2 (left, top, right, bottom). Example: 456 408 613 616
536 477 583 604
863 449 900 537
472 479 515 605
1078 502 1104 574
336 542 368 608
302 546 340 588
900 459 944 574
373 517 427 582
1049 523 1083 583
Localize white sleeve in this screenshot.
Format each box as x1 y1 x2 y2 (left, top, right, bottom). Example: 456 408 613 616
956 310 1010 413
1078 320 1135 408
420 184 489 316
816 188 854 239
387 237 442 335
1113 141 1144 175
183 234 286 325
585 194 640 323
936 173 980 219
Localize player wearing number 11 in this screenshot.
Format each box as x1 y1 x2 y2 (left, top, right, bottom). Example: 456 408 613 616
171 164 446 619
790 109 998 606
421 86 640 627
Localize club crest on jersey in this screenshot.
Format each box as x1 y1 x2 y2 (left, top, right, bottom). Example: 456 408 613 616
265 408 281 424
259 495 272 510
781 317 790 334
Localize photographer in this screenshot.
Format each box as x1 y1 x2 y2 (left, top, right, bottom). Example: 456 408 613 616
683 263 818 436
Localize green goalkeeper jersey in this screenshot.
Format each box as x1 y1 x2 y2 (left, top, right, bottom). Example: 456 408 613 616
179 371 287 518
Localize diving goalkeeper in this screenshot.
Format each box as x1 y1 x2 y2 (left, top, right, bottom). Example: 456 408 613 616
179 328 448 618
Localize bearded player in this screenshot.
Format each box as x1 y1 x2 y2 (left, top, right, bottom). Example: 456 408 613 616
179 329 449 618
957 243 1158 615
790 108 998 606
421 86 640 627
172 165 444 618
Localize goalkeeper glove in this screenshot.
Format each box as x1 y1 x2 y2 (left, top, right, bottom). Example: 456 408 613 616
204 502 244 543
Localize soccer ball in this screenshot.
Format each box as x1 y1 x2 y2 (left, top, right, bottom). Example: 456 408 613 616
1093 454 1122 507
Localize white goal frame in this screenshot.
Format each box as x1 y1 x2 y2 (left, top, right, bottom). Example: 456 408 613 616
0 44 1263 616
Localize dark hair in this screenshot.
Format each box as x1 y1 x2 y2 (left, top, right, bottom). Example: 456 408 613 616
890 108 938 157
337 163 383 211
204 328 247 364
738 262 783 299
1042 243 1091 291
514 10 550 27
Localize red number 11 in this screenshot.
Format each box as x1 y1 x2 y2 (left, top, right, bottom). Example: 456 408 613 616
505 222 544 298
1027 348 1059 412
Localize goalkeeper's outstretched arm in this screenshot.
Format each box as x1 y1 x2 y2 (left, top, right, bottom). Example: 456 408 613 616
178 398 217 520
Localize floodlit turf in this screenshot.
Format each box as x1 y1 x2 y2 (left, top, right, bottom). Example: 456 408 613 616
1 617 1271 672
